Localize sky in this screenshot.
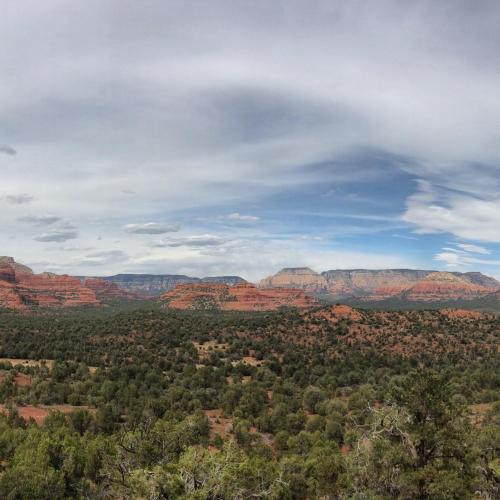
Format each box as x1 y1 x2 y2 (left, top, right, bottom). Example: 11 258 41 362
2 0 500 281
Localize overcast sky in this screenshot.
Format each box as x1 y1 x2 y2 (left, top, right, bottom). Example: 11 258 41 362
2 0 500 280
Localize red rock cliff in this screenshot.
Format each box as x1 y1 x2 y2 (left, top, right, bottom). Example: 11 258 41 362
0 257 100 309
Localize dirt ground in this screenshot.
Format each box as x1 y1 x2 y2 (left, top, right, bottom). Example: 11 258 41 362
0 404 93 424
0 371 32 386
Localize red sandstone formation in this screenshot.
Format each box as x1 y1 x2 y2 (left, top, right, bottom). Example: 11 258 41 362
160 282 319 311
83 277 138 302
0 278 25 309
0 257 100 309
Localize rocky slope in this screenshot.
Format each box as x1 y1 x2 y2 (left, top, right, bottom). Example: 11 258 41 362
260 267 500 301
97 274 246 297
160 283 318 311
0 257 100 309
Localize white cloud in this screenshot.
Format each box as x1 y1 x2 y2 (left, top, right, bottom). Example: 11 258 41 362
456 243 490 255
228 213 259 221
434 251 500 268
403 181 500 242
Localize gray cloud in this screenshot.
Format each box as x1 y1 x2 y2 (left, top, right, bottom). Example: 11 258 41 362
18 215 61 225
152 234 226 248
0 145 16 155
5 194 34 205
80 250 129 266
34 229 78 242
34 221 78 242
124 222 181 234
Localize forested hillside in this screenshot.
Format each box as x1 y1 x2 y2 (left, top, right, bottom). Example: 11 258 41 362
0 304 498 498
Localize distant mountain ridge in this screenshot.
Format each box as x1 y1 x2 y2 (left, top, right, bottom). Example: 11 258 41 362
3 254 500 309
260 267 500 302
93 274 247 297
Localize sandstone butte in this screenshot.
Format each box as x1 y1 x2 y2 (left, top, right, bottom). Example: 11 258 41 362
259 267 328 292
160 282 319 311
0 256 100 310
83 277 138 302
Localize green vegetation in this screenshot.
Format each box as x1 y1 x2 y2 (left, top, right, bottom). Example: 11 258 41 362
0 305 498 498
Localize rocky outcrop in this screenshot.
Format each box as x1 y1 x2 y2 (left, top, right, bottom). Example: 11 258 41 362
83 277 138 302
96 274 247 297
0 257 100 309
400 272 491 302
260 267 499 301
0 256 33 276
160 283 318 311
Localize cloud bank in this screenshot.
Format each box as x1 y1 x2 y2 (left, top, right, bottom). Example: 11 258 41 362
1 1 500 277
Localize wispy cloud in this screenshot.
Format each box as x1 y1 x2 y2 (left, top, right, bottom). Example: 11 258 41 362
456 243 490 255
124 222 180 235
434 241 497 268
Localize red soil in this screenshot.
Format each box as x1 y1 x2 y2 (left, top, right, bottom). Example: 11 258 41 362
0 404 91 424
